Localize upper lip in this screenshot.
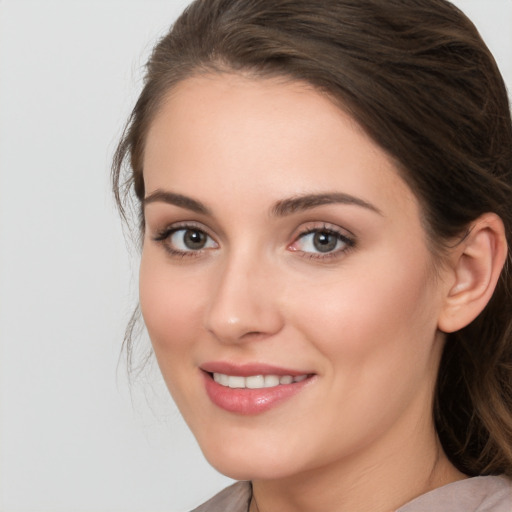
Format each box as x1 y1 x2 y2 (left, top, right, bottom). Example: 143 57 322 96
200 361 312 377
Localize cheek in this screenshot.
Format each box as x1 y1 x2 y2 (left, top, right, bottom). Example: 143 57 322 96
289 247 441 385
283 257 442 452
139 251 205 363
138 251 215 424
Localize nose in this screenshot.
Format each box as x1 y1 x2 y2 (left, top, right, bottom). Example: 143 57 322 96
203 251 284 344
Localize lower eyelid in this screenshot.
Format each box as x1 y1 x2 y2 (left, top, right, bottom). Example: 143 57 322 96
148 222 217 256
288 227 355 259
296 240 355 260
151 222 354 259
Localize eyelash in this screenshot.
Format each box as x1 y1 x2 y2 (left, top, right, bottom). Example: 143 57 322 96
152 222 217 259
151 222 356 261
290 224 356 261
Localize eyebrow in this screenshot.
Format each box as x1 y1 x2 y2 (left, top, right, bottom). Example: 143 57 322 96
272 192 382 217
143 189 381 217
144 190 211 215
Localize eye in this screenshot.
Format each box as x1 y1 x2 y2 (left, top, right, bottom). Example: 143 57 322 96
289 227 354 257
170 228 216 251
153 225 218 256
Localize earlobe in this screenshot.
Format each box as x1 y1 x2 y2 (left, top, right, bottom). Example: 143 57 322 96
438 213 508 333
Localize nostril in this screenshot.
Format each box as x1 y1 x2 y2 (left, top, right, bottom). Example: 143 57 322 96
237 330 275 344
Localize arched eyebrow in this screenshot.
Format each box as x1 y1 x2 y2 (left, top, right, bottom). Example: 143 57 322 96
143 190 382 217
272 193 382 217
144 190 211 215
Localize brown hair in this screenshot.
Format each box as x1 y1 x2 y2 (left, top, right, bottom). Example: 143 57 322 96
112 0 512 477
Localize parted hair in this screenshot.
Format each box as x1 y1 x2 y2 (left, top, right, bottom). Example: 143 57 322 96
112 0 512 477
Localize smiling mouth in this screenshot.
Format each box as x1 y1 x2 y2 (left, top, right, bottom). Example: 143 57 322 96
203 369 314 414
212 373 309 389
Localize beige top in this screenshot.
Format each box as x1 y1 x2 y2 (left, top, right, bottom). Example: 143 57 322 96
191 476 512 512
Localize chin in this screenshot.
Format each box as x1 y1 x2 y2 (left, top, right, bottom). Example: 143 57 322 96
199 440 304 481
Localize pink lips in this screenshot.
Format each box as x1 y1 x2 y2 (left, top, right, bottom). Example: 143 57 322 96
201 362 314 415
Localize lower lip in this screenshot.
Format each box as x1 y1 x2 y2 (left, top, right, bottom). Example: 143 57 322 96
203 372 313 415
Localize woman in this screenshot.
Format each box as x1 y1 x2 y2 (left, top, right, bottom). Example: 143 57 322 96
112 0 512 510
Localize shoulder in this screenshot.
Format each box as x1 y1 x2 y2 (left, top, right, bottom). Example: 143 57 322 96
190 481 252 512
397 475 512 512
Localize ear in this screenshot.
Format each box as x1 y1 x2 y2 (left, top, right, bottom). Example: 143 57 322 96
438 213 508 333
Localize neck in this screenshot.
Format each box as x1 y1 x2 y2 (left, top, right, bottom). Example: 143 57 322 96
250 410 465 512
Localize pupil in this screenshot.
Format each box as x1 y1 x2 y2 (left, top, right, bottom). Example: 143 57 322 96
184 230 206 249
313 231 337 253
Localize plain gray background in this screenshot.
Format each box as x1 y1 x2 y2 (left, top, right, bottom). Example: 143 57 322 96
0 1 511 511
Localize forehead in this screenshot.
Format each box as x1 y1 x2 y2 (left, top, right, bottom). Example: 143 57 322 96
143 73 418 219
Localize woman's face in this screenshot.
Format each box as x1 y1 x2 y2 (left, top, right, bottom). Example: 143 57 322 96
140 74 450 480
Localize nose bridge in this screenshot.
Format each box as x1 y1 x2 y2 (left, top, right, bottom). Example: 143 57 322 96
204 246 283 343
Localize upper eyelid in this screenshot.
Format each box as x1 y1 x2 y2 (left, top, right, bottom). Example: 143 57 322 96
151 223 218 257
298 226 351 237
293 222 356 240
147 216 228 243
152 220 215 238
149 220 356 247
293 227 355 247
290 222 356 252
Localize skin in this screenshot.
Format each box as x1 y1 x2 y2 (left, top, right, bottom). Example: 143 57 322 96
140 74 466 512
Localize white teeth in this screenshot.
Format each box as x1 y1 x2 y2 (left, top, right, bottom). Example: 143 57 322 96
246 375 265 389
212 373 308 389
264 375 280 387
213 373 230 386
228 376 245 388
